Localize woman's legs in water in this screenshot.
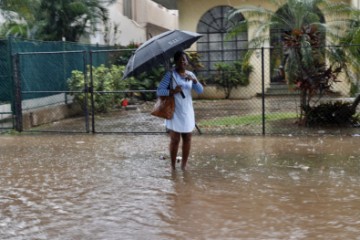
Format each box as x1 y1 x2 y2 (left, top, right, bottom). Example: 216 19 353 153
169 131 192 170
169 131 181 170
181 133 192 170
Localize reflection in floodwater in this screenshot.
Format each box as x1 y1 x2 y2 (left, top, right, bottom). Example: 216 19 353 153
0 134 360 239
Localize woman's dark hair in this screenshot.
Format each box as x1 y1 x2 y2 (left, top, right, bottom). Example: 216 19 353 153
173 51 186 62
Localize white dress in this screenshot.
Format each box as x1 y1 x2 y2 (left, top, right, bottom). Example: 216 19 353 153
158 70 203 133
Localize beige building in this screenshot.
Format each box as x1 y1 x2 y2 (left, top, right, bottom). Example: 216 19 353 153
89 0 179 46
153 0 357 99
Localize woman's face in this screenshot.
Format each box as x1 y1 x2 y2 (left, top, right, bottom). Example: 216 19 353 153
176 54 188 69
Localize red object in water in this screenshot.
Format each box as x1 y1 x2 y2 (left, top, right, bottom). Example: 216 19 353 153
121 99 128 107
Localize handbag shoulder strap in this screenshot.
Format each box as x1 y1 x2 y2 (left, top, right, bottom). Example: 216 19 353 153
168 70 175 89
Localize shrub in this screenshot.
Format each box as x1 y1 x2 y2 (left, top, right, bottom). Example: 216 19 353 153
67 64 130 113
214 60 253 99
304 101 360 126
129 66 165 101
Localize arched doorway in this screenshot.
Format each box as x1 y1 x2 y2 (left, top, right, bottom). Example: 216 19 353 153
196 5 247 81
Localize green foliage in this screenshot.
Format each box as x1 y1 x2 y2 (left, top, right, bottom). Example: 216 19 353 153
228 0 358 122
0 22 28 38
36 0 115 41
0 0 38 38
350 82 359 97
0 0 37 21
304 101 360 126
67 64 128 113
214 60 253 99
131 66 166 101
199 112 297 126
187 51 204 73
108 42 139 66
0 0 116 41
106 42 165 101
186 51 208 86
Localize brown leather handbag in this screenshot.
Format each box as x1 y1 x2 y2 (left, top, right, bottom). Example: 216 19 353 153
150 95 175 119
151 74 175 119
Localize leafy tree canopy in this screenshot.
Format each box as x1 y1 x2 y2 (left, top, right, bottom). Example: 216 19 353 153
0 0 116 41
227 0 360 122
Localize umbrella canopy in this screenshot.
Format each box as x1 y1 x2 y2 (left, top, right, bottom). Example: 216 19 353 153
122 30 202 79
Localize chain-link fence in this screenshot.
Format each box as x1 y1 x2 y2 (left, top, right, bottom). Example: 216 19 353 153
12 50 88 132
0 39 13 132
0 37 114 132
7 43 360 135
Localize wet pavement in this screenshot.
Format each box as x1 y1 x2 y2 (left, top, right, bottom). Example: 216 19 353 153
1 134 360 239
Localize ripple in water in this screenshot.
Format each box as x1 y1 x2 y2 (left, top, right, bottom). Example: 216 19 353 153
0 135 360 239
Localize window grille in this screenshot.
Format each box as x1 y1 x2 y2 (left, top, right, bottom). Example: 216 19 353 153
196 5 247 79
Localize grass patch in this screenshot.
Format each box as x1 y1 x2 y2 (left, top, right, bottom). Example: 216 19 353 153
199 112 298 126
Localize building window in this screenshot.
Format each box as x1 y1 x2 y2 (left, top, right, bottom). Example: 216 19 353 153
196 5 247 79
123 0 132 19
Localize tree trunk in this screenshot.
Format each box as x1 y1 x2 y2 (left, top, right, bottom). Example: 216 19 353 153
351 93 360 114
300 89 307 115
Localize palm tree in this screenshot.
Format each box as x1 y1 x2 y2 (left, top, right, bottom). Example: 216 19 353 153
0 0 39 38
35 0 116 42
340 10 360 90
0 0 36 20
0 0 116 41
228 0 359 122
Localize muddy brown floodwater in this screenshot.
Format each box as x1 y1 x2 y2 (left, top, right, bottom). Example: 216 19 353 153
1 134 360 239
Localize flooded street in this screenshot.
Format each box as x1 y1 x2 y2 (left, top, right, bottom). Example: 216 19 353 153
1 134 360 239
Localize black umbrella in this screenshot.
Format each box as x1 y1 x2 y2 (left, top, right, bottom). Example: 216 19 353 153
122 30 202 79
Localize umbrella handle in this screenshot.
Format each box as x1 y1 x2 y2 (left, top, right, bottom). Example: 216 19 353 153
180 91 185 98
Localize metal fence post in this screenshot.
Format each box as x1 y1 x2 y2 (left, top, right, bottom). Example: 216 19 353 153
261 47 265 135
83 51 90 133
89 51 95 133
63 42 68 105
7 36 15 125
12 53 23 132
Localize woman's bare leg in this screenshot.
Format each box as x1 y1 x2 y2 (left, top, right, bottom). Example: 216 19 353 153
181 133 192 170
169 131 181 170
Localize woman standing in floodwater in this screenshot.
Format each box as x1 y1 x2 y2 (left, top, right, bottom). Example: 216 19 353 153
156 51 204 170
